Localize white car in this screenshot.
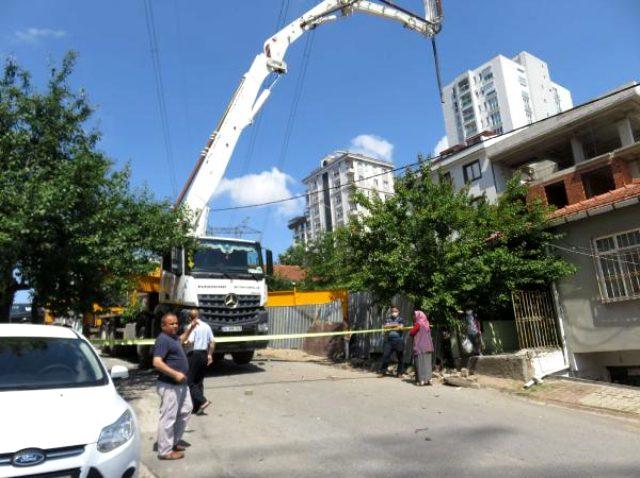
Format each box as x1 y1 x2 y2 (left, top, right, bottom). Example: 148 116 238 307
0 324 140 478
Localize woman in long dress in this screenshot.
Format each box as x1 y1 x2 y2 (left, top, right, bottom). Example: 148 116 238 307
409 310 434 386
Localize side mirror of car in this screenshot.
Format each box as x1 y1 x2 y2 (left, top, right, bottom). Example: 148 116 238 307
110 365 129 380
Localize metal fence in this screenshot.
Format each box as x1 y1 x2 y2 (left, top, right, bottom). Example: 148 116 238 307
267 300 343 349
348 292 414 358
511 290 562 349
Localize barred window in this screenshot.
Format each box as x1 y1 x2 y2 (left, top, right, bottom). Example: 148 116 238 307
594 229 640 302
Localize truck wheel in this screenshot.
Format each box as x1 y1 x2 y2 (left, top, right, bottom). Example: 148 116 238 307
136 325 153 369
213 353 225 363
231 351 254 365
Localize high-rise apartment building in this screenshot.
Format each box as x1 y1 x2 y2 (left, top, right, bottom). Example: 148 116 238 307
290 151 395 244
442 51 573 146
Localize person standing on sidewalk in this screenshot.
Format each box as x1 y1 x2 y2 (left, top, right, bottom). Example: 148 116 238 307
409 310 434 386
153 312 197 460
184 308 215 415
378 305 406 377
464 309 483 356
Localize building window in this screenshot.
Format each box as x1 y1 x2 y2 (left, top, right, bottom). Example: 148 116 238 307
489 111 502 128
463 160 482 183
441 171 453 185
594 229 640 302
462 106 475 123
544 182 568 209
518 75 528 87
582 166 616 199
460 92 472 108
486 96 499 112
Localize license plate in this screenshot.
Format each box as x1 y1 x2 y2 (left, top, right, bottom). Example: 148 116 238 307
221 325 242 332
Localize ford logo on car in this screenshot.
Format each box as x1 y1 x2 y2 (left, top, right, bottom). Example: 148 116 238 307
12 448 46 467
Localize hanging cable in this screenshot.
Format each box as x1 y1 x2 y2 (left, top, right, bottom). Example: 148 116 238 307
239 0 291 177
259 29 316 240
143 0 178 196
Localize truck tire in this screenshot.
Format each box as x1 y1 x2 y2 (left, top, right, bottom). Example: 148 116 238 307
231 351 254 365
136 325 153 369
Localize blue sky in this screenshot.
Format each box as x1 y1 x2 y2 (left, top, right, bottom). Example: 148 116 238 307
2 0 639 262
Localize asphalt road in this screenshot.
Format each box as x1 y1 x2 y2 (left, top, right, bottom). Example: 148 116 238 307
110 355 640 478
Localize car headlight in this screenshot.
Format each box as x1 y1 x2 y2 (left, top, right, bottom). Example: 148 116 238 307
258 323 269 332
97 409 134 453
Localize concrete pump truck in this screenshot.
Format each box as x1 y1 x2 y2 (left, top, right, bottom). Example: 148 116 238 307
131 0 443 366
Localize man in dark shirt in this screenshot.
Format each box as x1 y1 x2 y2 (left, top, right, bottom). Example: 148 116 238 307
153 312 197 460
378 305 406 377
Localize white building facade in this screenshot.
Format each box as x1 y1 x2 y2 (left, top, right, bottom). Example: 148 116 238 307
442 51 573 147
302 151 395 243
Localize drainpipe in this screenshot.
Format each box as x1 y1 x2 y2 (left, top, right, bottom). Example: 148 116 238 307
550 281 571 370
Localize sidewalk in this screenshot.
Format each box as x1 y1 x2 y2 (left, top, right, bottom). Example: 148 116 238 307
475 375 640 419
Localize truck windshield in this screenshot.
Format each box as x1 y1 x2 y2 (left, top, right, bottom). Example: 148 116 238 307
0 337 107 391
191 239 263 276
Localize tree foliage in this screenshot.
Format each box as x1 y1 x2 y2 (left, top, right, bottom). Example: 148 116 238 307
344 161 574 324
0 53 192 321
278 243 306 266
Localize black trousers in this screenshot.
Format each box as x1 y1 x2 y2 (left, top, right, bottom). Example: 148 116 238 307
187 350 208 411
380 338 405 374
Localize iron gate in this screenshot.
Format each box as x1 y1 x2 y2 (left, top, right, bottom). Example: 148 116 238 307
511 290 562 349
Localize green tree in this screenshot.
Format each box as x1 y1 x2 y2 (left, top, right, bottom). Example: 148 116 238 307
345 161 574 325
299 228 358 290
278 243 306 266
0 53 192 322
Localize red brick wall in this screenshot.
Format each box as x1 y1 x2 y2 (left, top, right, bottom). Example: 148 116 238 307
527 184 547 205
564 173 587 204
611 157 632 187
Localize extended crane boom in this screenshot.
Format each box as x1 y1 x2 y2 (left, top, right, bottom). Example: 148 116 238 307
177 0 443 235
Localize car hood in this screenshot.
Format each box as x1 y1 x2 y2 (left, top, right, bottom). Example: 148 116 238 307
0 384 128 452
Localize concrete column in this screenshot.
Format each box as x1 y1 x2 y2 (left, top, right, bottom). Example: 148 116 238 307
616 117 635 147
570 136 585 164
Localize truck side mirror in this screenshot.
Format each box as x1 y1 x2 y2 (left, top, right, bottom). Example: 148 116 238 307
266 249 274 276
171 247 184 276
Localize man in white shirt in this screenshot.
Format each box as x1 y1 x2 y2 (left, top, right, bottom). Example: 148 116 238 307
184 309 215 415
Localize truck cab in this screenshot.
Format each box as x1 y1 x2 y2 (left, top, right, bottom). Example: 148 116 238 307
159 236 273 364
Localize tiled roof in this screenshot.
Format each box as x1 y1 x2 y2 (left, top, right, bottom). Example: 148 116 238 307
273 265 306 282
549 180 640 220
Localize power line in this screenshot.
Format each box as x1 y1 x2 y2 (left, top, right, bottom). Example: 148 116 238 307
210 83 639 213
260 29 317 239
212 159 406 212
239 1 292 177
550 243 640 268
143 0 178 196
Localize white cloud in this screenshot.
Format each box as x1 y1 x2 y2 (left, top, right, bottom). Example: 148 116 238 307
348 134 394 162
15 28 67 43
213 168 303 216
433 135 449 156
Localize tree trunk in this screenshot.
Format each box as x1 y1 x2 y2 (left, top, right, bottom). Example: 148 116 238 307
31 293 43 324
0 269 17 323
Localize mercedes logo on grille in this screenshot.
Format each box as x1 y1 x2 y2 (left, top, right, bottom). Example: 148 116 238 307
224 293 239 309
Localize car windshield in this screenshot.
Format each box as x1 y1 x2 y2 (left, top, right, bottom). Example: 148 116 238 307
191 239 263 275
0 337 107 391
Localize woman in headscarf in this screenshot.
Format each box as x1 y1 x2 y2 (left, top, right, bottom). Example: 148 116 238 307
409 310 434 386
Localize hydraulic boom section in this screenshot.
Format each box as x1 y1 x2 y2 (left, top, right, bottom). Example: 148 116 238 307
177 0 444 235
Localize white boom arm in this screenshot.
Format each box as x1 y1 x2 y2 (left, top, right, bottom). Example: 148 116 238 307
177 0 443 235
